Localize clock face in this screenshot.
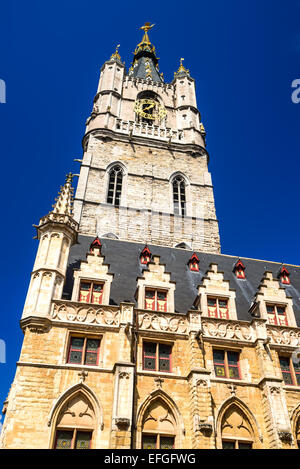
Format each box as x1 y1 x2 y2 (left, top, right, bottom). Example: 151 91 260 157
134 98 167 123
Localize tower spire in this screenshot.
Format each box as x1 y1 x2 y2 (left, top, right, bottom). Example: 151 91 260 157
52 172 75 216
129 22 163 83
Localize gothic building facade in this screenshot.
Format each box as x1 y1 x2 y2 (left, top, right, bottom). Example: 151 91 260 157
1 24 300 450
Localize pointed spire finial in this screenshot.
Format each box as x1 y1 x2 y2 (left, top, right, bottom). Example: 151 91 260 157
52 172 75 216
174 58 190 78
110 44 121 61
139 22 155 45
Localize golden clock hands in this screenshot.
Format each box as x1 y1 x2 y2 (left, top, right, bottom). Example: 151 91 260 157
143 103 155 111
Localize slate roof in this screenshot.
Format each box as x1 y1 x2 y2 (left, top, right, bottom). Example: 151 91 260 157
64 235 300 327
130 56 163 83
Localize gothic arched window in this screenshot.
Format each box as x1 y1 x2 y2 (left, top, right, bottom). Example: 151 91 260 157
142 398 176 449
172 176 186 216
107 165 123 206
53 393 96 449
221 405 254 449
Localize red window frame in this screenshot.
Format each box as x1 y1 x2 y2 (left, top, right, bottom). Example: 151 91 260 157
79 281 104 305
279 267 290 285
67 336 100 366
266 304 288 326
279 356 300 386
207 297 229 319
213 349 241 380
143 342 172 373
145 289 167 312
236 268 245 279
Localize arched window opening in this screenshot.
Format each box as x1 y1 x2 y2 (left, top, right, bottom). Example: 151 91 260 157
172 176 186 216
53 393 96 449
296 418 300 449
142 398 176 449
107 165 123 206
221 405 254 449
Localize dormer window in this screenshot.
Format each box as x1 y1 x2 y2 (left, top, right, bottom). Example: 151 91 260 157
140 245 152 265
266 304 288 326
207 297 229 319
279 266 290 285
89 237 101 256
145 289 167 312
233 260 246 279
79 281 104 305
188 253 199 272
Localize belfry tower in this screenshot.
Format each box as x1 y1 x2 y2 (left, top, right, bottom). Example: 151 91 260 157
74 22 220 253
2 24 300 450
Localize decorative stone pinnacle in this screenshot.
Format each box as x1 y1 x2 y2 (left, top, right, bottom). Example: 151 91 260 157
52 172 75 216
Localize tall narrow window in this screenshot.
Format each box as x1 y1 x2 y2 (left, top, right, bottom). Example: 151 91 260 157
173 176 186 216
107 165 123 206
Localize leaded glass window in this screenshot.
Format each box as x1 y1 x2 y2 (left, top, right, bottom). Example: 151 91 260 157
55 430 73 449
213 349 240 380
279 355 300 386
143 342 172 373
107 165 123 206
142 434 175 449
173 176 186 216
68 336 100 366
55 430 92 450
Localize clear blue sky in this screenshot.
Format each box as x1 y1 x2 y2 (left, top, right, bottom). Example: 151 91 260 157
0 0 299 417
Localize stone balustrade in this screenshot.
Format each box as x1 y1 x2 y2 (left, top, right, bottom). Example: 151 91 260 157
115 119 184 142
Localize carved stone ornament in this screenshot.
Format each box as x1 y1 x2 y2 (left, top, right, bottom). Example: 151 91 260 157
202 319 252 342
198 422 213 436
51 301 120 327
138 312 187 334
115 417 130 428
278 431 293 443
267 326 300 347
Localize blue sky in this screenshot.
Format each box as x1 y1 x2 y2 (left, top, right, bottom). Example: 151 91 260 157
0 0 299 416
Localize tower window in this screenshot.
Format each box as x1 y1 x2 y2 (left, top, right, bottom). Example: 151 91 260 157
213 349 240 380
266 304 288 326
143 341 172 372
79 281 104 305
207 297 229 319
145 289 167 312
67 336 100 366
279 356 300 386
172 176 186 216
107 165 123 206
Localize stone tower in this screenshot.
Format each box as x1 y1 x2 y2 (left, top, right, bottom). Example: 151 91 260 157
74 23 220 253
2 24 300 450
